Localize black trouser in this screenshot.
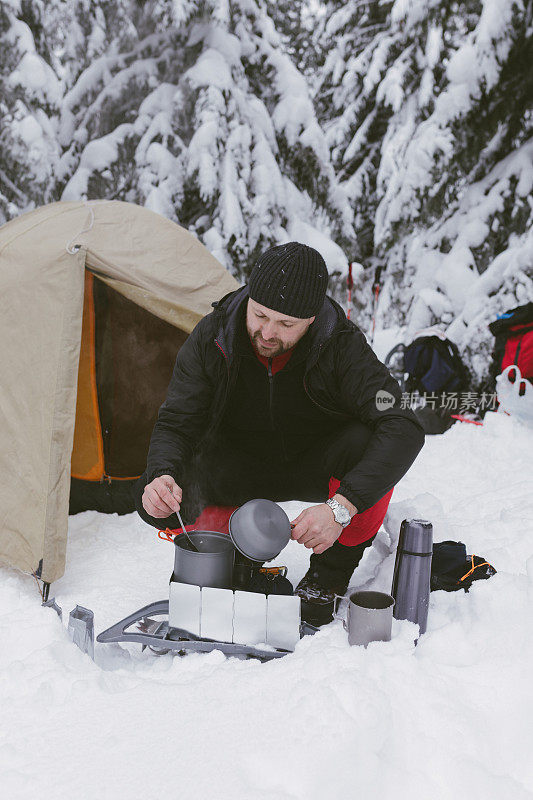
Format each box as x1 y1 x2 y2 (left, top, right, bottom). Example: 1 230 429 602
135 420 378 577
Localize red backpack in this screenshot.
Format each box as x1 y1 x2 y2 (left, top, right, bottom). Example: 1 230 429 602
489 302 533 387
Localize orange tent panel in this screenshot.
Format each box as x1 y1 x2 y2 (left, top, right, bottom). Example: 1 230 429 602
71 272 105 481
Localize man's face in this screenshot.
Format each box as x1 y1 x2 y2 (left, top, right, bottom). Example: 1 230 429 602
246 298 315 358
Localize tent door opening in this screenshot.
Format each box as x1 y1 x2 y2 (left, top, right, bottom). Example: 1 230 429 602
70 271 188 514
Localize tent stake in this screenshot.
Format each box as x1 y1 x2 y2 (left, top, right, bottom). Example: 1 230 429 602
42 581 50 602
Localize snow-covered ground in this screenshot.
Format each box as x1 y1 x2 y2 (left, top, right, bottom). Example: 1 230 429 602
1 412 533 800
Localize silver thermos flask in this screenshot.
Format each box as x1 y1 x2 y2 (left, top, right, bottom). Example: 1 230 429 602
391 519 433 635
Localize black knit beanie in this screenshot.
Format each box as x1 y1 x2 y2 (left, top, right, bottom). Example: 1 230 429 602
248 242 328 318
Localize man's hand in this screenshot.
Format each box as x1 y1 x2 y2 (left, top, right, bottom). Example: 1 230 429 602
142 475 183 519
290 503 343 554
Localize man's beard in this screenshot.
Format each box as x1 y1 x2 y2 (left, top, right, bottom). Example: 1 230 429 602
249 329 288 358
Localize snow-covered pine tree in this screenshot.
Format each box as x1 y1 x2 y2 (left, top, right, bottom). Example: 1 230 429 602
51 0 354 279
2 0 530 383
264 0 322 77
316 0 532 381
314 0 395 256
0 0 62 222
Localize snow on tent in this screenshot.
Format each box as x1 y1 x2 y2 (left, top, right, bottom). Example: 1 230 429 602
0 200 238 584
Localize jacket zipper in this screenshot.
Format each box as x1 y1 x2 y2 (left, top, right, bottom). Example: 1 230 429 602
268 359 290 460
214 339 229 366
267 359 275 429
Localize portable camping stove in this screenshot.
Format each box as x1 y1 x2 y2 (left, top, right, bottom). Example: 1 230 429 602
98 505 316 661
97 591 317 662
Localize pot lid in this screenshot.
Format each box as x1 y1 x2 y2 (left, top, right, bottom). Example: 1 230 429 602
229 499 291 562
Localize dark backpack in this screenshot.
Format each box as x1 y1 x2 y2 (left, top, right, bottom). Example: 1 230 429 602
403 335 470 395
385 335 470 434
392 335 470 434
488 302 533 387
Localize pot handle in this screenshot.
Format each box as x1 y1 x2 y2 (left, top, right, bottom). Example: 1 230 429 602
158 528 176 542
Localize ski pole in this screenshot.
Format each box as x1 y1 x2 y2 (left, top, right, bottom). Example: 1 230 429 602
370 284 380 345
347 262 354 320
370 266 383 346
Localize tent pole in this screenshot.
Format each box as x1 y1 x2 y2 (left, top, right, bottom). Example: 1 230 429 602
42 582 50 602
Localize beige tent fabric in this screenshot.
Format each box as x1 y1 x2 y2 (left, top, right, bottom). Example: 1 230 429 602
0 200 239 582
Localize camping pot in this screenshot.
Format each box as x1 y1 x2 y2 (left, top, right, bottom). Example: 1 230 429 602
391 519 433 635
172 531 235 589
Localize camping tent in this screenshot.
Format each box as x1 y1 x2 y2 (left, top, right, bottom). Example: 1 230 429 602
0 200 239 584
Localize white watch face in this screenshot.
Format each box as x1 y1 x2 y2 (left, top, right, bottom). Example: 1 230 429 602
328 500 350 525
337 508 351 525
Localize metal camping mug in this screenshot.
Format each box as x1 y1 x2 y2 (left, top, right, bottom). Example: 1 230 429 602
335 590 395 646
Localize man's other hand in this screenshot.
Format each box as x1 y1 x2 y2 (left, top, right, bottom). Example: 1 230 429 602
290 504 342 554
142 475 183 519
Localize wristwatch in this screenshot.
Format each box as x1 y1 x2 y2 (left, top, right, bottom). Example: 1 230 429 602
325 498 352 528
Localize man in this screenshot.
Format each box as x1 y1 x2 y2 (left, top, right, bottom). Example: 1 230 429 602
136 242 425 624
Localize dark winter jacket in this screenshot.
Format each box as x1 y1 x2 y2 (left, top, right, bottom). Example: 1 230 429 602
146 286 425 512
